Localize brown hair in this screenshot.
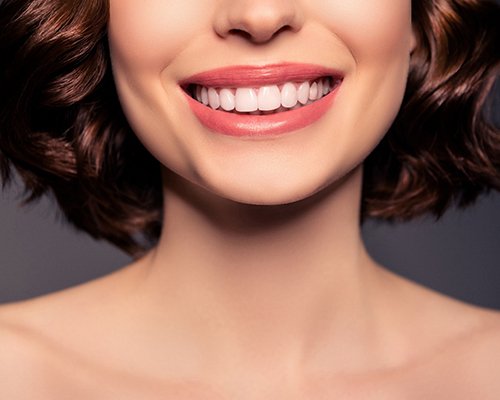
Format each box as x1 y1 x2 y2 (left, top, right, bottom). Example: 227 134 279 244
363 0 500 218
0 0 499 255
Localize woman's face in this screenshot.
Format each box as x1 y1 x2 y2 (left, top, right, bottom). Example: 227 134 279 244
108 0 415 205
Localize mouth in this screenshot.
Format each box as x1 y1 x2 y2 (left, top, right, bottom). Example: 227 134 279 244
183 76 340 115
180 63 344 137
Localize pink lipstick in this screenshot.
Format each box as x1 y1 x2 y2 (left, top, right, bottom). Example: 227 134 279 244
180 63 343 137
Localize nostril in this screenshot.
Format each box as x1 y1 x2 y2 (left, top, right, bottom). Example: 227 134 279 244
228 24 293 44
227 28 254 41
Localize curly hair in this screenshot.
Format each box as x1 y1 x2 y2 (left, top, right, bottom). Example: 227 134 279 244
0 0 499 255
363 0 500 218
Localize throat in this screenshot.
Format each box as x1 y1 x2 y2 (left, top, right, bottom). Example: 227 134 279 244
129 167 376 376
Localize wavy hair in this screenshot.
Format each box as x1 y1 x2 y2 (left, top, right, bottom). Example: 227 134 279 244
0 0 499 255
363 0 500 218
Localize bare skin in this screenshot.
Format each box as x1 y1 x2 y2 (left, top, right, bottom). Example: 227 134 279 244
1 166 500 399
1 0 499 398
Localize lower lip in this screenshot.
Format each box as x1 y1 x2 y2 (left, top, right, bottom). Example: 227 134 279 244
182 85 340 137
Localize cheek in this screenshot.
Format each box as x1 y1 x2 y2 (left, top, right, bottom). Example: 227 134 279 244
314 0 413 56
107 1 216 174
108 1 212 74
326 1 413 109
311 0 413 171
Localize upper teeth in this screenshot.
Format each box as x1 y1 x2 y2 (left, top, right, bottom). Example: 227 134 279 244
192 78 334 113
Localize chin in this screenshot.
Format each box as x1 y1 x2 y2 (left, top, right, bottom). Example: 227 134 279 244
197 167 342 206
218 187 316 206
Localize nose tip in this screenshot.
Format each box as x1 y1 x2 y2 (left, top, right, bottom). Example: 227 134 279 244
214 0 304 44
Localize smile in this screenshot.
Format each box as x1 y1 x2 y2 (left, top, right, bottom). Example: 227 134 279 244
180 63 344 137
187 77 337 115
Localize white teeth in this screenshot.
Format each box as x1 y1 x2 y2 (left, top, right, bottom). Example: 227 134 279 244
281 82 298 108
309 82 318 101
201 87 209 106
191 77 336 113
235 88 258 112
258 85 281 111
316 81 323 100
208 87 220 110
322 79 330 95
219 88 235 111
297 82 310 105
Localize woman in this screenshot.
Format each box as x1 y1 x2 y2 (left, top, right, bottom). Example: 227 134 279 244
0 0 499 397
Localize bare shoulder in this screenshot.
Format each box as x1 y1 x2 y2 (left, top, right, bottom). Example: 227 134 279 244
412 300 500 397
423 307 500 399
375 267 500 397
458 308 500 385
0 259 136 348
415 278 500 369
0 301 59 398
0 262 139 398
0 302 107 400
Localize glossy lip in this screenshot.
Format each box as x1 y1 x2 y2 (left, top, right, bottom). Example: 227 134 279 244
179 63 344 137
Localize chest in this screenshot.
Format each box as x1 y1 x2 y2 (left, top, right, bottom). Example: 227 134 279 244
34 368 490 400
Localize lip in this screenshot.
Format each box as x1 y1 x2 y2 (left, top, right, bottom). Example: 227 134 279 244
179 63 343 137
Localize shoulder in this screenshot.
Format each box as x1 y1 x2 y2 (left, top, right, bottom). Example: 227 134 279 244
0 262 144 397
0 312 99 399
380 269 500 396
415 306 500 398
407 276 500 372
0 289 111 398
0 258 141 338
0 266 127 395
458 310 500 388
0 301 59 398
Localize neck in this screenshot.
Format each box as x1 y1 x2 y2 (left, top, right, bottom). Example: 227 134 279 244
137 166 381 377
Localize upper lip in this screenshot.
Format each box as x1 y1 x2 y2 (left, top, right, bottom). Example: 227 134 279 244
179 62 344 88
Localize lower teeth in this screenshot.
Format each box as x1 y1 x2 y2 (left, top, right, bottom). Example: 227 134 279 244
226 104 310 115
